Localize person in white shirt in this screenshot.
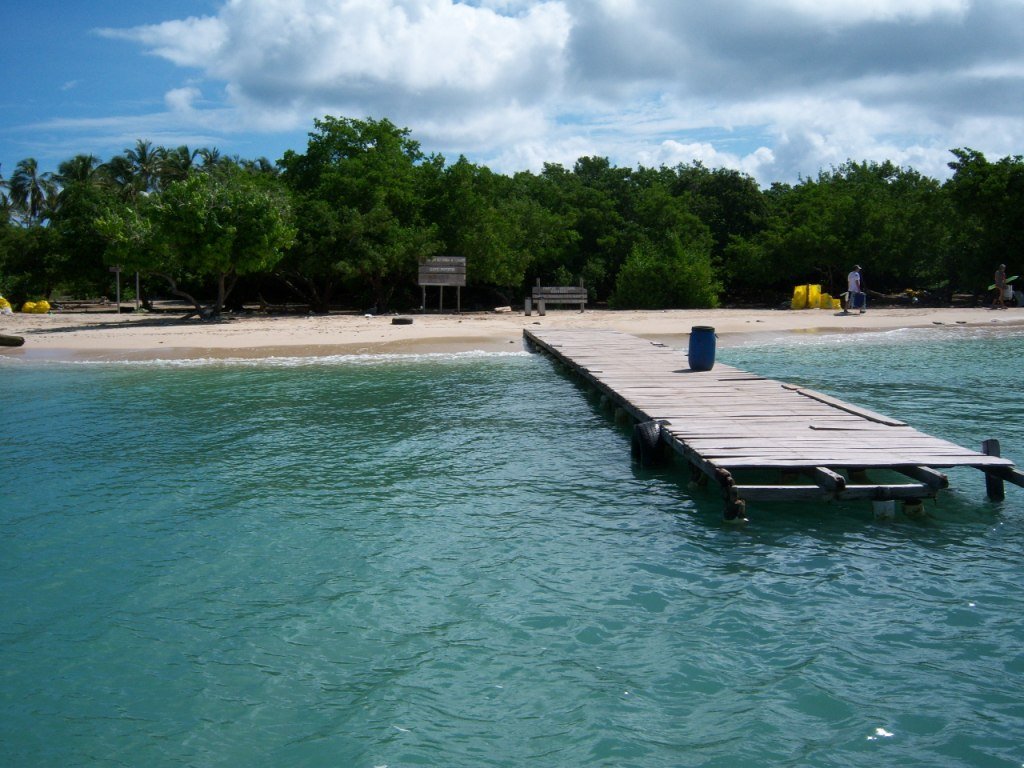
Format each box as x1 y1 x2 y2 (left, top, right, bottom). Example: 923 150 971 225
846 265 865 314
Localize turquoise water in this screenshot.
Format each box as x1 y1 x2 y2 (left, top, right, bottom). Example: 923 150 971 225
2 329 1023 767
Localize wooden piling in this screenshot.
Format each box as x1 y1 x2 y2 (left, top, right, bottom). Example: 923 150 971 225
983 439 1005 501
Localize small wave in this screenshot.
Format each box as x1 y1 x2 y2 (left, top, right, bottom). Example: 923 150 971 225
0 349 531 370
729 323 1024 351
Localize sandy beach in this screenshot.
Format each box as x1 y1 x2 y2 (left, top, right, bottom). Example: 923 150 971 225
2 306 1022 361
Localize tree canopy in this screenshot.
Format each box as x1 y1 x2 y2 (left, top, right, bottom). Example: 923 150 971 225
2 116 1021 313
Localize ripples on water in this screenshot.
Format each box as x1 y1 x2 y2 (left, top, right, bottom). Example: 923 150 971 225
2 331 1023 767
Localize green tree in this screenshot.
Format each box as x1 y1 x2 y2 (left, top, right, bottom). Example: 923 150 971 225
9 158 56 225
50 157 126 298
725 161 951 302
0 165 11 223
0 222 61 303
97 168 295 317
533 158 633 297
944 148 1024 291
279 116 440 311
422 156 564 298
125 139 166 194
160 146 201 185
612 233 720 309
668 163 767 260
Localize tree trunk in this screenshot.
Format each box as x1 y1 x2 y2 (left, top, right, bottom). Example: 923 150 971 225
154 272 203 319
277 272 335 314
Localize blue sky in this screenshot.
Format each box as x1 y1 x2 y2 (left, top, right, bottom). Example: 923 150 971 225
4 0 1024 186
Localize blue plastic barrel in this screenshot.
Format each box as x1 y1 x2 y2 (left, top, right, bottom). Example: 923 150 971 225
687 326 716 371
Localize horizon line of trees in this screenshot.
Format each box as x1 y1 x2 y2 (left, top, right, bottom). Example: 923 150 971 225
1 115 1021 316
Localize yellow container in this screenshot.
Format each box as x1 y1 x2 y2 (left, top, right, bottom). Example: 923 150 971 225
791 285 808 310
832 298 842 310
21 301 36 313
34 300 50 313
807 284 821 309
819 292 832 309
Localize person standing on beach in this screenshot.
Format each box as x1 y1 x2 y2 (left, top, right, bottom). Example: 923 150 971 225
845 265 865 314
993 264 1007 309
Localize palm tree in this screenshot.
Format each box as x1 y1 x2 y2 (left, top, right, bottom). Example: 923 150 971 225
100 155 141 203
9 157 56 224
0 164 10 219
161 145 200 184
198 147 223 170
237 156 278 176
55 154 101 186
48 154 103 217
124 139 166 194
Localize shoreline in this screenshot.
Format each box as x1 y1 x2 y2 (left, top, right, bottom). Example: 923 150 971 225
2 307 1023 361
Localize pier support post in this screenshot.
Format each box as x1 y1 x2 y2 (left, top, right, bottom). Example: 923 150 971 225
716 467 747 523
724 498 746 523
903 499 927 518
983 439 1005 501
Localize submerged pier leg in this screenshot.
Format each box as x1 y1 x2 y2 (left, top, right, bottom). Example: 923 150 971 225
983 439 1005 501
724 498 747 523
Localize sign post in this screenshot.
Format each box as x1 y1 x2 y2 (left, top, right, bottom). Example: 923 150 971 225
417 256 467 313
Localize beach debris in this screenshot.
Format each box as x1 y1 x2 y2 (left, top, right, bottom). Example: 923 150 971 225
0 333 25 347
493 306 512 313
392 317 413 325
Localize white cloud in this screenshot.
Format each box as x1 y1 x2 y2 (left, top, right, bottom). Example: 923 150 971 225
107 1 570 110
66 0 1024 185
164 87 202 113
648 140 776 180
98 16 227 67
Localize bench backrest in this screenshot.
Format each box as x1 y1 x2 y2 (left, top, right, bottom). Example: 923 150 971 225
532 286 587 303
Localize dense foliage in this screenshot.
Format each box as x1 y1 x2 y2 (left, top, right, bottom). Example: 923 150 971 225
1 118 1021 314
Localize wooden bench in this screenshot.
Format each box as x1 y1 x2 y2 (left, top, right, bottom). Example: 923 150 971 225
525 282 587 315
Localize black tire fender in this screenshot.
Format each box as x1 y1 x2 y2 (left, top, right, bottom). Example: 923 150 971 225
631 420 666 467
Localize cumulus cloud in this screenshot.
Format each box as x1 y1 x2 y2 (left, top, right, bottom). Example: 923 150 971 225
85 0 1024 184
164 86 202 113
106 1 569 112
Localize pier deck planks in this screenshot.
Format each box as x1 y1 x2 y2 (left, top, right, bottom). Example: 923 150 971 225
524 328 1017 512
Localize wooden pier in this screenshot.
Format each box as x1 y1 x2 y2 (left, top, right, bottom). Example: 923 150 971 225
524 328 1024 520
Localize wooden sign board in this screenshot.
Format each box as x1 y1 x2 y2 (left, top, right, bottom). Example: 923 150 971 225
418 256 466 287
